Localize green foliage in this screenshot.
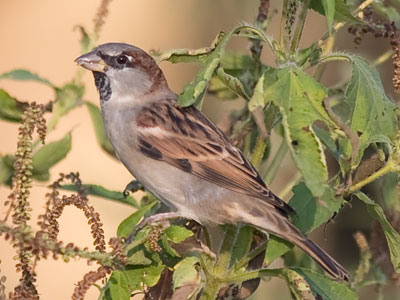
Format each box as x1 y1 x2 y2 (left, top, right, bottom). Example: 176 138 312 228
0 89 28 122
85 101 116 157
289 267 358 300
117 201 157 238
355 192 400 272
61 183 139 208
32 132 72 180
2 0 400 299
0 69 54 87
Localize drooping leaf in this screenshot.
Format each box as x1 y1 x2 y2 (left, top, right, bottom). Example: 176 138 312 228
341 55 398 167
169 25 268 108
61 183 138 208
85 102 116 157
0 69 54 87
310 0 359 23
214 67 250 100
355 191 400 272
289 182 342 234
263 66 335 197
290 267 358 300
172 256 200 290
31 132 72 177
117 201 158 238
0 89 29 122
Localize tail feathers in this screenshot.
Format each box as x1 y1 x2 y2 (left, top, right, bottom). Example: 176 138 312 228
298 238 349 281
235 200 349 280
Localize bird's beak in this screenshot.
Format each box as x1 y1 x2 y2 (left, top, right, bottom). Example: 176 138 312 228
75 51 106 72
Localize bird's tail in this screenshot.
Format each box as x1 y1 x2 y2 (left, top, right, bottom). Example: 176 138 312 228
236 203 349 281
290 233 349 281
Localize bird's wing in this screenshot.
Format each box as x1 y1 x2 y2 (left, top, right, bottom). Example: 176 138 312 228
136 100 293 215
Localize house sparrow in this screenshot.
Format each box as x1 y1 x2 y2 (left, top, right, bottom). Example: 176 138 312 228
75 43 349 280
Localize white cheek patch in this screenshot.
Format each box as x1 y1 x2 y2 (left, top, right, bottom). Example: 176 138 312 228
107 68 152 99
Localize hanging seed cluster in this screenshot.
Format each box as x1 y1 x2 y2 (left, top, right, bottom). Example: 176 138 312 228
5 103 47 300
348 7 400 93
38 173 105 253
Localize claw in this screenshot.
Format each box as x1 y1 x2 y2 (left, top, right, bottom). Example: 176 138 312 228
125 212 184 245
123 180 144 197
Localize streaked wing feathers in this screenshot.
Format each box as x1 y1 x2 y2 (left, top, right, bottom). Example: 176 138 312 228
136 100 294 215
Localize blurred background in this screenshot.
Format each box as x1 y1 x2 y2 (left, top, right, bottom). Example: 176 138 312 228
0 0 399 299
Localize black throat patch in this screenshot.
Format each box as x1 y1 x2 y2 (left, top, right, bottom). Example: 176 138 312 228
93 71 112 101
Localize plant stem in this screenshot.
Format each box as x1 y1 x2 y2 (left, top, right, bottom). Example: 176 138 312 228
234 240 269 271
224 268 283 285
347 161 393 193
199 276 221 300
251 136 267 167
264 138 289 185
289 0 310 57
371 49 394 67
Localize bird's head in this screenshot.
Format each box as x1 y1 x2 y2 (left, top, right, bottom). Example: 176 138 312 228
75 43 168 102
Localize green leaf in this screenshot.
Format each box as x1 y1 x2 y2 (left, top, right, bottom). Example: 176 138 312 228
49 83 84 130
215 67 250 100
342 55 398 167
248 73 266 111
290 267 358 300
265 236 293 265
85 102 116 157
322 0 335 32
76 25 92 53
355 191 400 272
117 201 158 238
172 256 199 290
264 66 335 197
310 0 359 23
61 184 138 208
126 248 152 265
208 75 237 100
176 25 268 107
0 69 54 87
312 124 341 160
289 183 342 234
164 225 193 244
32 132 72 175
103 271 131 300
381 173 399 211
0 156 14 185
230 225 254 266
0 89 29 122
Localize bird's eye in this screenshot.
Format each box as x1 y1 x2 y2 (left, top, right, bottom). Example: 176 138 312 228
116 55 128 65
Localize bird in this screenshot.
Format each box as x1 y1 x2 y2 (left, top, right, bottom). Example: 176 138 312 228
75 42 349 280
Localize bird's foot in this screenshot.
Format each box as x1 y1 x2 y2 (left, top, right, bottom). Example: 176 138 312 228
123 180 144 197
125 212 184 244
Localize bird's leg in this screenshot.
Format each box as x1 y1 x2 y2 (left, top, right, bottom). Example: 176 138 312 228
125 212 185 244
123 180 144 197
